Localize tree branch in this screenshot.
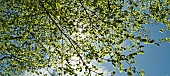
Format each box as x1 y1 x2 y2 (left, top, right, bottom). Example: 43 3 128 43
0 56 7 61
39 0 98 74
108 0 111 11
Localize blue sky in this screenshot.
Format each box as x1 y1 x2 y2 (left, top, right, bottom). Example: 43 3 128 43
136 41 170 76
94 24 170 76
135 24 170 76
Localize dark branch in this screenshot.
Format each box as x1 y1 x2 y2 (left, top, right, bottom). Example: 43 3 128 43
0 56 7 61
108 0 111 11
0 55 14 61
39 0 97 74
4 36 22 40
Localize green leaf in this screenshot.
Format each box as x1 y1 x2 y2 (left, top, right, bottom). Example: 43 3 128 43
35 71 39 75
155 43 160 46
168 38 170 43
149 40 155 43
159 29 164 33
118 67 123 73
137 51 144 54
39 72 42 74
44 74 47 76
111 71 115 75
139 45 144 48
0 42 3 47
140 39 147 42
140 69 145 76
127 72 132 76
34 20 38 24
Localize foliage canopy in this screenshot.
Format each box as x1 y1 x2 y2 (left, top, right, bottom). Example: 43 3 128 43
0 0 170 76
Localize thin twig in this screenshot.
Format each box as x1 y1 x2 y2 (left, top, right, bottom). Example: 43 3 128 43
46 67 53 76
39 0 99 74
